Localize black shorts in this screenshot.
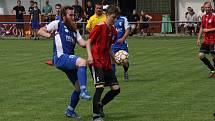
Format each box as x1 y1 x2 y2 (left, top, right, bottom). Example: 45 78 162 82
140 23 149 29
16 19 24 29
199 43 215 54
89 65 118 86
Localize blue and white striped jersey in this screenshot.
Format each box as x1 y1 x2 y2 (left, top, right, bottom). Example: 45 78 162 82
113 16 130 47
46 20 82 58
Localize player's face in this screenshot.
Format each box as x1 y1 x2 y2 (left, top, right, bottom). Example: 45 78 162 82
65 9 75 21
95 5 103 16
55 6 61 13
204 3 212 13
107 14 117 26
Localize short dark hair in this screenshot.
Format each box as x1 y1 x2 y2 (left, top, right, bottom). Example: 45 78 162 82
17 0 21 3
55 4 61 8
34 1 38 5
60 6 74 19
95 2 102 6
106 5 120 15
60 6 77 31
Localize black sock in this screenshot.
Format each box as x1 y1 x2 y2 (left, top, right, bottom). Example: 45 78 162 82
93 88 104 114
123 63 129 72
101 88 120 106
201 57 214 71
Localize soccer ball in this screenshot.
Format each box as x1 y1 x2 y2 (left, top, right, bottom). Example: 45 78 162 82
114 50 129 65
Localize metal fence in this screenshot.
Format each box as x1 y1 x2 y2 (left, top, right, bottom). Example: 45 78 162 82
0 21 201 38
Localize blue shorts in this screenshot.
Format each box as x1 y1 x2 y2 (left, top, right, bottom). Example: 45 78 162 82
31 22 40 29
112 45 129 54
54 54 79 84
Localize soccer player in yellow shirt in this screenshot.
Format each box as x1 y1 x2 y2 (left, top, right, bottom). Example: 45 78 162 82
86 2 106 32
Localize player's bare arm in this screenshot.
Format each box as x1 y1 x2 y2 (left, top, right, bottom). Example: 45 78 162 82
196 25 203 46
86 39 93 64
203 28 215 33
38 27 52 38
77 38 86 48
117 28 130 45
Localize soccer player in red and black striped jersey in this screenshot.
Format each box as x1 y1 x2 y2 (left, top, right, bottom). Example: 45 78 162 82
86 5 120 121
197 2 215 77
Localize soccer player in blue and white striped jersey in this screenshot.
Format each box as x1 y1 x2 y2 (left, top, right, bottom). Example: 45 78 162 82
112 7 131 81
38 6 91 119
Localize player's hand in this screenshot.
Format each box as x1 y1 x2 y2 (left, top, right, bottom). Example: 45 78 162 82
87 55 93 64
203 28 209 33
196 39 201 46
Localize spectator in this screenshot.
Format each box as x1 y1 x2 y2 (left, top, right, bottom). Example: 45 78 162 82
197 5 206 21
72 0 84 22
12 0 26 38
28 0 34 15
185 7 192 19
55 4 61 20
28 0 35 39
85 1 94 21
139 10 152 36
129 9 140 36
30 1 41 40
42 0 53 23
184 9 198 35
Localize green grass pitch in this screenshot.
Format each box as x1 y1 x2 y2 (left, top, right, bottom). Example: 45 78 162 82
0 36 215 121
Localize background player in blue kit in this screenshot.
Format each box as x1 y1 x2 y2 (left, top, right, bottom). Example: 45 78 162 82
112 7 131 81
55 3 62 20
38 6 91 119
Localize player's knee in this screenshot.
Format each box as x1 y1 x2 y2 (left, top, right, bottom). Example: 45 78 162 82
76 58 87 66
198 53 205 59
111 88 120 96
95 84 105 88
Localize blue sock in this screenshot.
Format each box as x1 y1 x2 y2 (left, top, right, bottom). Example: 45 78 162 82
112 64 116 76
77 66 87 91
69 90 80 111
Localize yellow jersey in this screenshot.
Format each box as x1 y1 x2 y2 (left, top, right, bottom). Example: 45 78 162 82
86 14 106 32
